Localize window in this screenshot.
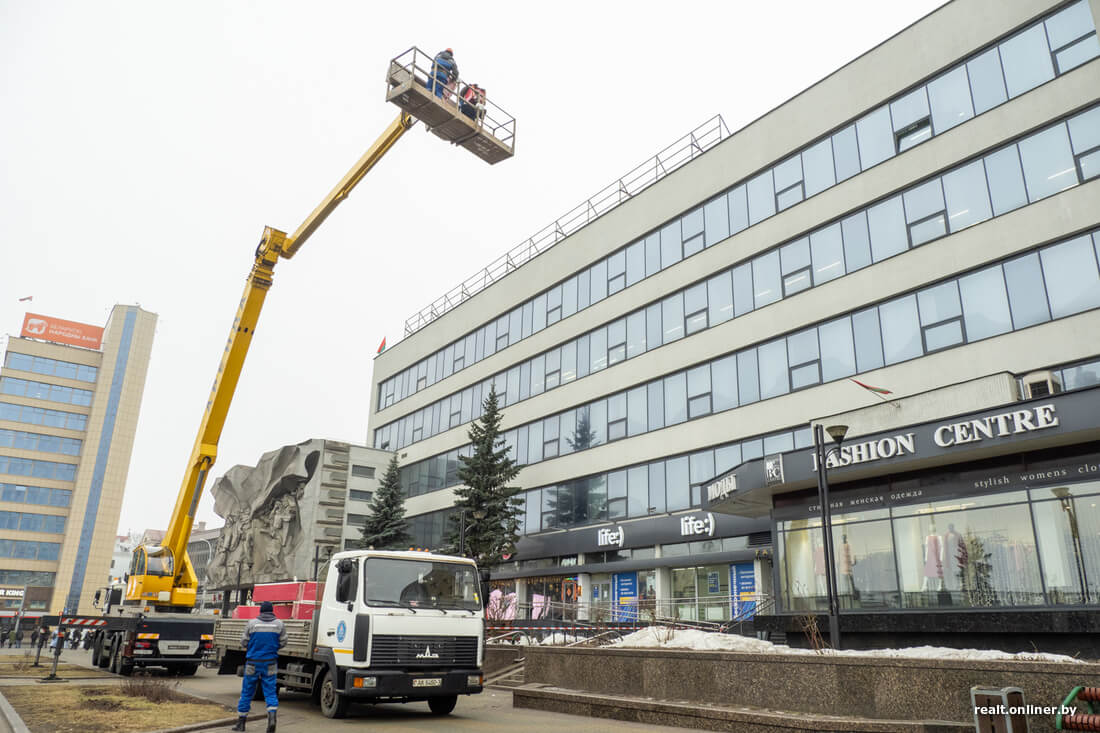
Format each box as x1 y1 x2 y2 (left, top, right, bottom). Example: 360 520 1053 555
942 160 992 232
660 221 682 268
891 87 931 152
1069 106 1100 182
999 24 1055 98
879 295 923 364
904 179 947 246
810 224 844 285
958 265 1013 341
787 328 821 390
774 154 804 211
757 340 789 399
686 366 711 419
1018 125 1076 201
928 65 974 134
1039 235 1100 318
747 170 775 225
663 373 687 426
780 238 812 296
819 317 856 382
662 294 684 343
707 272 734 327
802 138 835 197
867 196 908 261
684 283 707 335
752 251 781 308
917 281 965 352
856 106 894 169
712 355 738 412
349 490 372 503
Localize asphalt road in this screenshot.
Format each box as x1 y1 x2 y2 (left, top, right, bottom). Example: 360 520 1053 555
2 647 684 733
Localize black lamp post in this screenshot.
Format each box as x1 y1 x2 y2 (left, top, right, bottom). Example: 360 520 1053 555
813 422 848 650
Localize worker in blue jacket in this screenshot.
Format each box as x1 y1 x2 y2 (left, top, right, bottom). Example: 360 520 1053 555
233 601 287 732
426 48 458 99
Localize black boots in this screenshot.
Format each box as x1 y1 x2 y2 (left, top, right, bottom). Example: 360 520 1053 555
266 710 277 732
231 716 246 731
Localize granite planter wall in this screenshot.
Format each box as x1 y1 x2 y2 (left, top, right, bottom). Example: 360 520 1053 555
523 646 1100 733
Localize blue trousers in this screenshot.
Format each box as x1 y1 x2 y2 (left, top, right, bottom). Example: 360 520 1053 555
425 71 448 98
238 660 278 713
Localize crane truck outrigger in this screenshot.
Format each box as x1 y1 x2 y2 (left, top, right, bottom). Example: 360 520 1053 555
45 49 514 679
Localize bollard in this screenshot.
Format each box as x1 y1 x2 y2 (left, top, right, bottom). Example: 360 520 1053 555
40 627 66 683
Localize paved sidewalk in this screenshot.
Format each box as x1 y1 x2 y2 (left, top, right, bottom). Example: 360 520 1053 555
2 647 685 732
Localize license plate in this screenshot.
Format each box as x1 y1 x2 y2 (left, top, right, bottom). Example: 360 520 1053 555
134 650 153 655
412 678 442 687
166 645 189 650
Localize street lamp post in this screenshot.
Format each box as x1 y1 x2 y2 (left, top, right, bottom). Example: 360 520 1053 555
813 423 848 650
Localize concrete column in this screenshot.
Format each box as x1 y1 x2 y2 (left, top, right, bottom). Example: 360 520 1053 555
654 566 672 619
576 573 591 621
514 578 528 620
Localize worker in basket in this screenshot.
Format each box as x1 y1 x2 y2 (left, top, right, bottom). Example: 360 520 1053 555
460 83 487 124
426 48 458 100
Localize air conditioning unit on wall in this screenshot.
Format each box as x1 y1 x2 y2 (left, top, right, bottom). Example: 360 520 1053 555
1021 370 1062 399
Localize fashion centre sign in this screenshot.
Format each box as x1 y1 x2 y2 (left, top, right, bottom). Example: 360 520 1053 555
807 404 1059 471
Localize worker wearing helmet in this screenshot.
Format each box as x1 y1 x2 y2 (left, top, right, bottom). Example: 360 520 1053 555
427 48 458 99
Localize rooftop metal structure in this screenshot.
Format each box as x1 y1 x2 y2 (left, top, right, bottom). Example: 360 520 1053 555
402 113 730 338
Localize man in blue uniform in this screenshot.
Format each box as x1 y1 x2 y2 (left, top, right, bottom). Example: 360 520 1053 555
426 48 458 99
233 601 286 732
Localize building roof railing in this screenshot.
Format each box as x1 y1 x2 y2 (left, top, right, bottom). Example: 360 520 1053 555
402 113 730 337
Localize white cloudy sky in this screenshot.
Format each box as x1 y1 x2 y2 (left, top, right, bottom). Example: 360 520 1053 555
0 0 945 535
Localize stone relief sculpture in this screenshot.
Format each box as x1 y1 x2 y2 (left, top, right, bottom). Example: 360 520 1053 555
206 439 322 588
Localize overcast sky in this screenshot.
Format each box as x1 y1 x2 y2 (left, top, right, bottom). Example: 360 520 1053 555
1 0 947 535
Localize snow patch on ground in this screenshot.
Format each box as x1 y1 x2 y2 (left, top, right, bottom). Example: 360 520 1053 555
613 628 1084 663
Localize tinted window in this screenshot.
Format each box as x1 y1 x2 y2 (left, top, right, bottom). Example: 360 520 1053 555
999 24 1055 98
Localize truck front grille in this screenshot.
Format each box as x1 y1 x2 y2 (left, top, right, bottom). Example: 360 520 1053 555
369 635 477 668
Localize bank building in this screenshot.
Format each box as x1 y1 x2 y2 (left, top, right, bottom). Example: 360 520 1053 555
367 0 1100 654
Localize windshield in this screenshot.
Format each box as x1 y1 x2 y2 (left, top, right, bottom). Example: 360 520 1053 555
363 558 481 611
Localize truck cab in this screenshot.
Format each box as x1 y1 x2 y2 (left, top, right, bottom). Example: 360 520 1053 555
215 549 485 718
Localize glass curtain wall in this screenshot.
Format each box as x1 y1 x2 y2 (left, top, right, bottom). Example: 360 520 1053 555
779 480 1100 612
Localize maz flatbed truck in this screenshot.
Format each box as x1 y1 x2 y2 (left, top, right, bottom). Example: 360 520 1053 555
213 550 485 718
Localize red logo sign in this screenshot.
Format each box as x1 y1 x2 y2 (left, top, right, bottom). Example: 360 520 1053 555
21 313 103 349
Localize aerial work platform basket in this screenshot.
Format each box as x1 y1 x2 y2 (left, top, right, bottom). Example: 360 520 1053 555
386 47 515 165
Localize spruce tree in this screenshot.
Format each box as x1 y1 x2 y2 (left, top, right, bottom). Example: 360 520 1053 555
358 454 413 551
446 386 523 567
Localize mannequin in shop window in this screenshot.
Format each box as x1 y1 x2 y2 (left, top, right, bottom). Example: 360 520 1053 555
813 541 827 597
941 523 963 592
839 534 859 603
922 518 945 591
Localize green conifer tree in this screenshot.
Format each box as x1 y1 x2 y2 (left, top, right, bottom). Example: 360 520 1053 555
446 386 523 567
358 454 413 551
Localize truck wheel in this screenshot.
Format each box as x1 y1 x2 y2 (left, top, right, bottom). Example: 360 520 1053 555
90 634 102 667
108 637 121 674
427 695 457 715
318 668 349 719
95 635 110 668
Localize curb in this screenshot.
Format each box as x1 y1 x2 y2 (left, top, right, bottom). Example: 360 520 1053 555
0 689 31 733
146 712 266 733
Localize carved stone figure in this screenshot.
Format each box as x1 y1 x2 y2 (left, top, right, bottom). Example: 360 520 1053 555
206 439 322 588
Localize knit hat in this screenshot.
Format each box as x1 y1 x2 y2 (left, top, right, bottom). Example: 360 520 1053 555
259 601 274 613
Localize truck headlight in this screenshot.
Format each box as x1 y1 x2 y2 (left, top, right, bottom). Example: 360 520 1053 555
353 676 377 688
467 675 482 687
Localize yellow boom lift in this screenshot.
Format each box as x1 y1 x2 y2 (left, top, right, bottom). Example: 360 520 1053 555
126 49 515 611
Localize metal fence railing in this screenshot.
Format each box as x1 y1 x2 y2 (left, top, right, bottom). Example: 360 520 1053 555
386 47 516 149
402 113 730 337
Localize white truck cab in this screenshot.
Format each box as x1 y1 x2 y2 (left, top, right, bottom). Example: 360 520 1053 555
214 549 485 718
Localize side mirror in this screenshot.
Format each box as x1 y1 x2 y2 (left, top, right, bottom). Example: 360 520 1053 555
123 573 129 583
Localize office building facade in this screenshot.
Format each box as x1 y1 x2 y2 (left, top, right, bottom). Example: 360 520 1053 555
368 0 1100 635
1 305 157 614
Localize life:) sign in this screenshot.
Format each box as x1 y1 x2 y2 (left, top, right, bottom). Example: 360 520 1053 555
597 526 625 548
680 512 715 538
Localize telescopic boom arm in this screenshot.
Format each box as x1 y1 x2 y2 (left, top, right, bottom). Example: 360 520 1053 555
129 113 415 609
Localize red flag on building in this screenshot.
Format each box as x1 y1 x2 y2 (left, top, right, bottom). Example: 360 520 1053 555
376 337 387 355
850 378 892 395
18 296 32 302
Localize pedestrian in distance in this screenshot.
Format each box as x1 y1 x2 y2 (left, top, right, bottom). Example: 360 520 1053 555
30 627 39 647
233 600 286 733
37 626 48 649
426 48 458 100
14 627 23 648
5 629 13 648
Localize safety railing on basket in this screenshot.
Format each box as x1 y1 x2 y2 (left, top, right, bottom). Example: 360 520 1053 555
387 47 516 147
401 112 730 337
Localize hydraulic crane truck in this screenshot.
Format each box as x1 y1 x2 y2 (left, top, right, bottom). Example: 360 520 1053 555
213 549 486 717
45 49 514 677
